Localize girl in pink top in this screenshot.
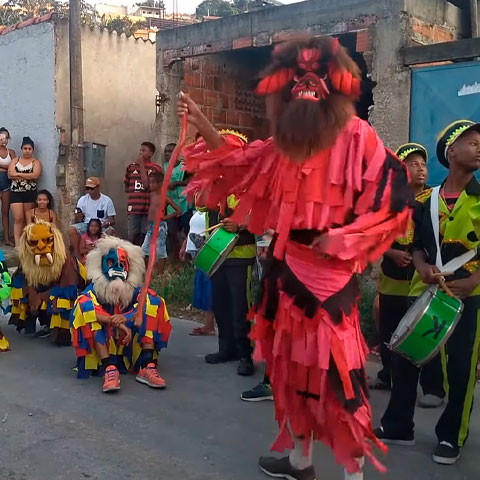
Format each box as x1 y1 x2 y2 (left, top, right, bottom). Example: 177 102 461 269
79 218 103 263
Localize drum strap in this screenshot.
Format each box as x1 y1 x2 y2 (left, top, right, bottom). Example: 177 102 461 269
430 185 476 272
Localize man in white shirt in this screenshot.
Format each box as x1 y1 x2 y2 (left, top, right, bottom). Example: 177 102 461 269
68 177 116 257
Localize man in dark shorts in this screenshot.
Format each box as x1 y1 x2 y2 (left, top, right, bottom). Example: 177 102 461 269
124 142 162 245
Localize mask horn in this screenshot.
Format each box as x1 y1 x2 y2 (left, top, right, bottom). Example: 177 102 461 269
255 68 295 96
328 65 361 99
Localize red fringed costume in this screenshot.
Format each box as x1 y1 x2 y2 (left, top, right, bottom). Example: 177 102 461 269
182 36 411 474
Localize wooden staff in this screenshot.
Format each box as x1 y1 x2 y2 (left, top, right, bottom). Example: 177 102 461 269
135 112 188 325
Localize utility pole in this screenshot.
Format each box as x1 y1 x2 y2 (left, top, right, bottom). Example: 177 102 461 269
61 0 85 234
70 0 84 151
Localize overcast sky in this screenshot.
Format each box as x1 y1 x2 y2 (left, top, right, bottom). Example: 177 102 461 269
97 0 304 15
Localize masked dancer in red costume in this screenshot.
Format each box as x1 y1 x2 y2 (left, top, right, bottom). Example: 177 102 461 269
178 35 411 480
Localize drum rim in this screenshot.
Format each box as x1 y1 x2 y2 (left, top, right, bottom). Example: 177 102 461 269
194 227 239 276
388 286 437 349
207 235 239 276
389 285 464 367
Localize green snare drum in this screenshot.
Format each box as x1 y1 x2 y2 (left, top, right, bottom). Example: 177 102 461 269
388 286 463 366
194 227 239 276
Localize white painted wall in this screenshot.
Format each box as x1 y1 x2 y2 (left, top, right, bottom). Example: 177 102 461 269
0 22 58 196
0 20 156 238
55 19 157 238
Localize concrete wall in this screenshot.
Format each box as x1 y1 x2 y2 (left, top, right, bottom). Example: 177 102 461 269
0 22 58 200
368 5 409 149
55 19 157 237
156 0 468 153
369 0 466 149
156 0 398 149
405 0 467 43
156 0 394 50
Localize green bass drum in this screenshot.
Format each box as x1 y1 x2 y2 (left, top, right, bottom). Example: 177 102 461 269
388 286 463 366
194 227 239 276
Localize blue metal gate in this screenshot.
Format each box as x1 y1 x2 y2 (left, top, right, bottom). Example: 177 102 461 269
410 61 480 185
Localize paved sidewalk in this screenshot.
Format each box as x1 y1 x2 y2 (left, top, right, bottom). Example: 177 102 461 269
0 317 478 480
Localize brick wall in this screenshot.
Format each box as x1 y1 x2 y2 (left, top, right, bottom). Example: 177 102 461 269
410 17 456 45
180 27 376 141
183 56 269 141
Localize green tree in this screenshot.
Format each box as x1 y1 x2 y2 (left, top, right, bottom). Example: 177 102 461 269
195 0 237 17
2 0 65 17
135 0 165 8
232 0 249 11
0 0 86 26
0 5 22 25
195 0 271 18
0 0 145 37
79 0 96 24
100 15 146 36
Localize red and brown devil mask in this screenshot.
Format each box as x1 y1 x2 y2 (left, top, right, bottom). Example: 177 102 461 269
256 35 361 102
255 35 361 160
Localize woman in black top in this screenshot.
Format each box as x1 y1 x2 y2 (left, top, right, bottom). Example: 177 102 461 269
8 137 42 246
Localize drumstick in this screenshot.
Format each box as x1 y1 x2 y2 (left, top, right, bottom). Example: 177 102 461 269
203 223 222 234
433 274 455 298
433 271 454 277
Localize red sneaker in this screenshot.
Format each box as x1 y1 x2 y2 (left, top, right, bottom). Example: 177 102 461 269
102 365 120 392
136 363 166 389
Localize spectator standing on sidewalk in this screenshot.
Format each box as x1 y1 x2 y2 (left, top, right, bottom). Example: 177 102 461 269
124 142 162 245
164 143 192 258
0 128 14 246
8 136 42 247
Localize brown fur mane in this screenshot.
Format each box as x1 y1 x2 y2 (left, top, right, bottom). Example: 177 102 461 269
261 35 360 161
19 221 66 288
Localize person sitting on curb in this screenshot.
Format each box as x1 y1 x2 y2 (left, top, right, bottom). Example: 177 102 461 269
68 177 115 257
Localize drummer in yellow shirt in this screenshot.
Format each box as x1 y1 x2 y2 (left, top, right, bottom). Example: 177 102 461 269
204 193 257 375
372 143 445 406
376 120 480 467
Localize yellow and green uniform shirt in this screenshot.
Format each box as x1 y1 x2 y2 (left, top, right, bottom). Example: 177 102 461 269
410 177 480 298
378 189 431 297
202 195 256 266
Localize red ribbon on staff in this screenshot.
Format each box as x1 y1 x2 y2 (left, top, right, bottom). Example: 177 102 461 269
135 113 188 325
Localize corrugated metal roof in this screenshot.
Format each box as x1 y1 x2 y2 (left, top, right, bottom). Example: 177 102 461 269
147 17 195 30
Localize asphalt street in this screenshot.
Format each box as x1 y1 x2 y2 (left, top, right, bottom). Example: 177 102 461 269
0 316 478 480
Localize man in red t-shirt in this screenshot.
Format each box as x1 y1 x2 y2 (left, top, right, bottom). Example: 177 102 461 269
124 142 162 245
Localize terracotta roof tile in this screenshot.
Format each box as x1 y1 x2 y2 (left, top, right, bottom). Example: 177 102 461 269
0 10 55 36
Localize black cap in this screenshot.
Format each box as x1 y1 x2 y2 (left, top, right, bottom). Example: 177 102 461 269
436 120 480 168
395 143 427 162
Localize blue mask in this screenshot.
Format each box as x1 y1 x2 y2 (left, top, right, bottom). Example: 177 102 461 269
101 247 129 281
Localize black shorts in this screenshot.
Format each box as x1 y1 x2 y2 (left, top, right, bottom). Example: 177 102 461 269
127 214 148 239
167 210 193 235
10 190 37 204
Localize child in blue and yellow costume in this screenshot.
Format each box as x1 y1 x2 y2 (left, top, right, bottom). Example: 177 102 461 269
70 236 171 392
9 221 86 345
0 250 12 351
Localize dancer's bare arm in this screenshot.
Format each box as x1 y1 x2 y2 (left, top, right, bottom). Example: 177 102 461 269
177 92 223 150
